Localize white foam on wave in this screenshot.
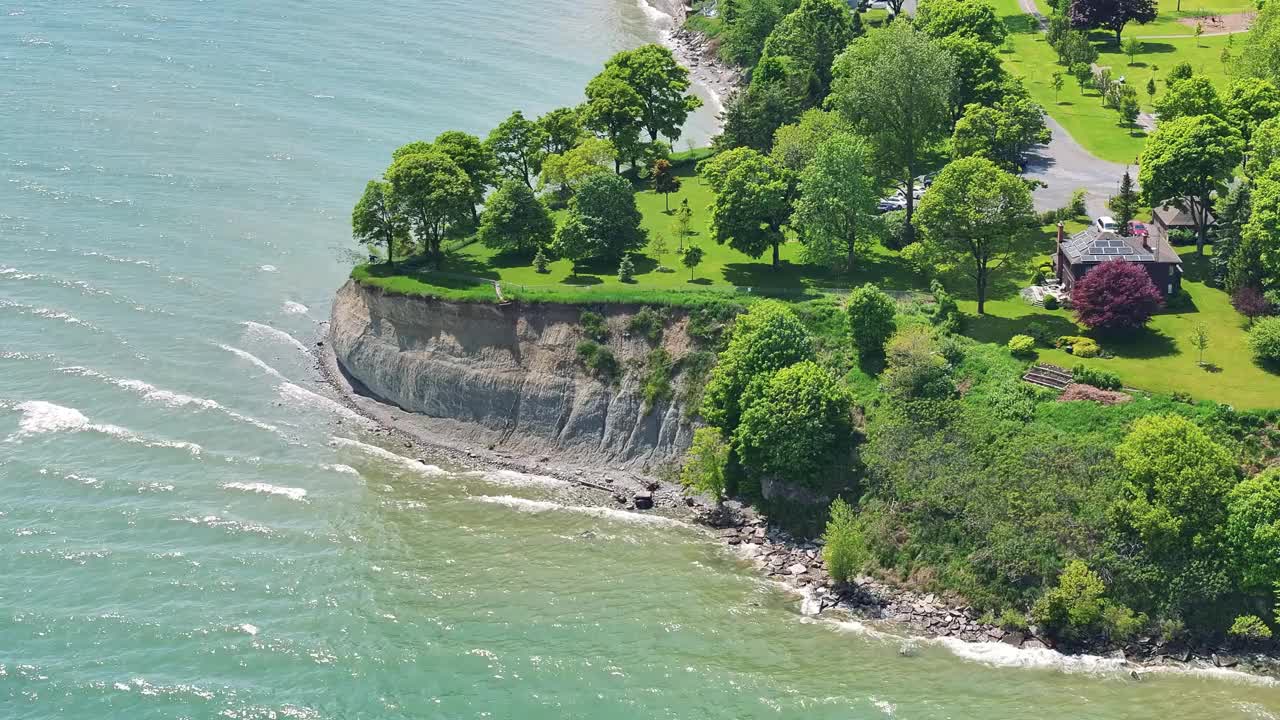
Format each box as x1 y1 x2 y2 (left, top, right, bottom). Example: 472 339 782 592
0 266 38 280
8 400 203 455
279 382 372 426
259 264 278 273
219 344 288 380
237 623 260 636
328 437 445 476
467 468 566 488
173 514 274 536
59 366 279 434
321 463 360 476
0 300 102 332
241 321 311 355
470 494 696 529
634 0 674 24
282 301 309 315
221 482 307 502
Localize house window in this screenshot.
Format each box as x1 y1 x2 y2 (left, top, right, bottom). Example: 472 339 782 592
1168 283 1173 294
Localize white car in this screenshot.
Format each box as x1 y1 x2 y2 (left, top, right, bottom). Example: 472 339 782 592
1095 216 1119 233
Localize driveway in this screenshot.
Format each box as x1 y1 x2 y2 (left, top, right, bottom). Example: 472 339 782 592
1023 116 1132 218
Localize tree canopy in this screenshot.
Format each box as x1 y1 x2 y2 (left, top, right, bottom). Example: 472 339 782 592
791 133 878 270
1069 0 1157 45
351 180 407 266
582 74 646 172
434 130 498 222
759 0 860 103
385 149 473 259
1139 114 1244 254
831 23 956 244
476 179 554 256
702 300 814 432
1071 259 1164 331
1154 76 1224 123
735 360 853 485
708 149 795 268
597 44 701 144
951 96 1050 171
563 172 646 262
486 111 547 188
918 0 1007 45
916 156 1035 314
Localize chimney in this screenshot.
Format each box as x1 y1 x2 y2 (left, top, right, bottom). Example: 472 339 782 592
1057 221 1065 245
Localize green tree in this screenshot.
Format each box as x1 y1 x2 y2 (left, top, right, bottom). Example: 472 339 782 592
1147 75 1157 105
486 111 547 188
1190 322 1211 365
735 360 853 484
1122 36 1144 65
721 0 782 67
916 156 1035 314
1056 31 1099 68
1108 170 1140 230
351 180 407 266
476 179 554 256
652 158 681 211
717 60 808 152
846 284 897 359
1113 414 1237 555
770 108 852 172
538 107 583 156
822 497 868 584
1032 560 1144 643
918 0 1006 45
1226 468 1280 592
598 44 702 144
1213 181 1252 289
1254 117 1280 175
582 74 647 173
699 146 763 192
673 198 694 251
1225 77 1280 173
1154 76 1224 122
1069 0 1157 46
882 325 953 399
434 130 498 223
681 427 731 502
1053 71 1065 101
759 0 860 103
1237 0 1280 83
385 149 473 259
1071 61 1093 95
568 172 647 262
538 137 616 198
648 231 671 270
831 23 957 244
936 35 1008 123
792 133 877 270
950 97 1050 171
618 253 636 283
702 300 814 432
681 244 705 281
390 140 433 162
1140 114 1244 255
551 215 594 276
708 149 795 268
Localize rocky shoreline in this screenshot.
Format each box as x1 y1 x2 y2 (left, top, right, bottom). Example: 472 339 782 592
313 326 1280 680
642 0 743 125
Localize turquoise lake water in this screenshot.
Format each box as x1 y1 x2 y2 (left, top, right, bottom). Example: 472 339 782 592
2 1 1279 717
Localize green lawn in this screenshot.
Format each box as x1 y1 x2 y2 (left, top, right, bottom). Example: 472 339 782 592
1030 0 1253 36
995 0 1246 163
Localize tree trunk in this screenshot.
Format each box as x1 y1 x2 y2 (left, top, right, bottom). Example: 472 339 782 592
772 241 780 269
903 173 917 246
976 262 987 315
387 233 396 268
664 193 669 212
1194 198 1207 256
847 231 857 272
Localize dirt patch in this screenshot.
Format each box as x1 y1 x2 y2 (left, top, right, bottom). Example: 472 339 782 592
1178 12 1255 34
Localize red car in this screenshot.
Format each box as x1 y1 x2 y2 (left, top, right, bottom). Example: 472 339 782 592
1128 220 1149 237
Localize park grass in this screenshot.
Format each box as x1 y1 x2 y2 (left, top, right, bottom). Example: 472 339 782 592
1030 0 1253 36
994 0 1244 163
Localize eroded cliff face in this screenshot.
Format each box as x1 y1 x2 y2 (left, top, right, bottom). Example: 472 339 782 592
329 280 699 470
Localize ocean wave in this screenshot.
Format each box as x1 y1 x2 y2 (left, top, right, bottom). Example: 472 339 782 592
59 366 280 434
241 321 311 355
78 250 157 269
173 514 274 536
0 300 102 332
469 495 695 529
465 468 566 488
220 481 308 502
278 382 372 426
328 437 446 476
282 301 309 315
8 400 203 455
320 463 360 476
219 344 288 380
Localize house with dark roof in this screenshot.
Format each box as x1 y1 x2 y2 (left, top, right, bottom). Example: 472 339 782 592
1053 224 1183 298
1152 201 1215 239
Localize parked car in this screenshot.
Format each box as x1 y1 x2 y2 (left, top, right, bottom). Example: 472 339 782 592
877 196 907 213
1095 216 1119 233
1128 220 1149 238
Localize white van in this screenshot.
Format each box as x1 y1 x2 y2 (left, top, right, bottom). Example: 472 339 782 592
1095 216 1119 233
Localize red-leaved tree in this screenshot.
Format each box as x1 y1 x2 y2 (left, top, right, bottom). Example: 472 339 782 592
1072 260 1164 331
1232 286 1271 326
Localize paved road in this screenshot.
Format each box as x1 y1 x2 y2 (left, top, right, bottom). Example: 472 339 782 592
1023 116 1131 218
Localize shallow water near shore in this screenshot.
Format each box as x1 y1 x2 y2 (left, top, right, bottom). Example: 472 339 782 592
2 1 1279 717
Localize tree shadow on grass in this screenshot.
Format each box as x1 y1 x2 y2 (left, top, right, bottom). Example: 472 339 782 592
562 273 604 286
1096 327 1179 359
688 277 713 285
963 312 1079 346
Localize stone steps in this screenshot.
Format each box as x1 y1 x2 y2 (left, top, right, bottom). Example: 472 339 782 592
1023 363 1073 390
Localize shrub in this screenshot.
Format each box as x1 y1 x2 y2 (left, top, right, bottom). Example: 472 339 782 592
1071 364 1121 390
929 280 962 334
880 209 910 250
1031 268 1047 285
735 361 853 485
680 427 730 502
847 285 897 359
1025 321 1053 346
1007 334 1036 357
1043 294 1060 310
627 306 665 343
533 247 550 273
998 608 1030 632
580 310 609 342
1071 260 1163 332
1067 188 1087 218
576 340 618 378
936 334 966 366
823 497 868 584
618 254 636 283
1058 384 1131 404
1248 317 1280 366
702 301 814 431
1168 228 1197 245
987 381 1042 422
1056 335 1101 357
1032 560 1146 643
642 348 673 408
1229 614 1273 640
883 325 953 399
